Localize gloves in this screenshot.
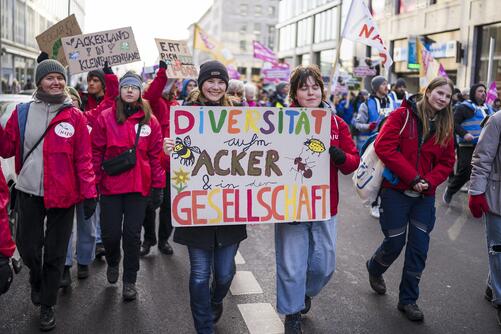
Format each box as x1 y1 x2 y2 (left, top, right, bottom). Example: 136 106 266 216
151 188 164 209
329 146 346 165
83 198 98 220
159 60 167 69
0 256 13 295
103 61 113 74
368 122 377 131
469 194 490 218
37 51 49 63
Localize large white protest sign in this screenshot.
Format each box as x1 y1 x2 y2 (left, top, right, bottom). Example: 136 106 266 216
61 27 141 74
169 106 332 227
155 39 198 79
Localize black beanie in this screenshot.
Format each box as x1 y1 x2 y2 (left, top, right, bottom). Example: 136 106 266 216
469 83 486 102
88 69 106 89
198 60 229 90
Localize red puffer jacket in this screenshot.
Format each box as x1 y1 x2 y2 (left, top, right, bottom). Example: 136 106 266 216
83 73 119 128
91 107 166 196
374 100 455 195
0 105 97 208
0 170 14 258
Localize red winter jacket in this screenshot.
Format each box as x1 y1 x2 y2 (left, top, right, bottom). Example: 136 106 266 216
290 102 360 217
0 170 14 258
0 105 97 208
83 73 119 128
142 67 178 171
374 100 455 195
91 107 166 196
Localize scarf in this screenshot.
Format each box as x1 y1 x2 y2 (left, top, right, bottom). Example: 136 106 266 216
35 89 68 104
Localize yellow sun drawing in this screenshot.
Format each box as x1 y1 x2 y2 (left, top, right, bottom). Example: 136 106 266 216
171 167 190 193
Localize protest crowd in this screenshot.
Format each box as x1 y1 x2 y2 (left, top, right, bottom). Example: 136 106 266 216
1 3 501 334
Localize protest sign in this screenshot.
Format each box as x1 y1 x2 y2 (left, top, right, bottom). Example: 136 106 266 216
36 14 82 66
169 106 332 227
262 68 290 84
353 66 376 77
155 39 198 79
61 27 141 74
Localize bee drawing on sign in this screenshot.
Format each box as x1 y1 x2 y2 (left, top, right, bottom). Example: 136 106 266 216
304 137 326 156
172 136 201 166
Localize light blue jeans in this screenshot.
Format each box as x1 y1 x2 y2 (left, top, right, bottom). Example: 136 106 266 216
275 216 337 314
486 212 501 306
65 203 99 266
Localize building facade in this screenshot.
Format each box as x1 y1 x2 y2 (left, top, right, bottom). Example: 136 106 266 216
188 0 279 82
1 0 86 93
276 0 501 93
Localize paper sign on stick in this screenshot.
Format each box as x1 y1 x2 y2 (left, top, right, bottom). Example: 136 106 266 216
154 39 198 79
61 27 141 74
169 106 332 227
36 14 82 66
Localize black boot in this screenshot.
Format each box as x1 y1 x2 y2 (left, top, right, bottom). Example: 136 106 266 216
366 260 386 295
158 241 174 255
486 285 493 302
284 312 302 334
31 285 41 306
95 243 106 259
301 295 311 314
212 301 223 323
59 266 71 288
123 282 137 301
77 264 89 279
139 240 154 257
40 305 56 331
397 303 424 321
106 265 119 284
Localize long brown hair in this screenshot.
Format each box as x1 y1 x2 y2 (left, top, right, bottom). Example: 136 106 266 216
416 76 454 146
289 65 326 104
115 97 152 124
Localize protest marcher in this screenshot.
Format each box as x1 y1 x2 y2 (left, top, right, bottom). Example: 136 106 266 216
164 60 246 334
336 92 355 126
493 98 501 112
244 83 258 106
468 110 501 326
140 61 178 256
276 65 359 334
0 165 15 296
179 79 197 101
451 88 464 107
444 83 495 204
366 77 455 322
269 81 289 107
389 78 409 109
227 79 245 106
23 78 34 90
354 76 396 218
91 72 165 301
0 53 97 330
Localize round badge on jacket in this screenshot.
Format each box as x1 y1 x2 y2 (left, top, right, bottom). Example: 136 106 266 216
135 124 151 137
54 122 75 138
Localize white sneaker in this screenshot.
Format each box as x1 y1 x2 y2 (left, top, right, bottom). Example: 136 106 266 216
370 205 380 219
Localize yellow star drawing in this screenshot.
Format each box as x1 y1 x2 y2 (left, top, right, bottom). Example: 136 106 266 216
171 167 190 188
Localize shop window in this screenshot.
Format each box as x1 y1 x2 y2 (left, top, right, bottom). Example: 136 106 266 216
476 23 501 86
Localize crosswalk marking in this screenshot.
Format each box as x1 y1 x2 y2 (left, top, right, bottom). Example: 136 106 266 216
235 250 246 265
238 303 284 334
230 271 264 295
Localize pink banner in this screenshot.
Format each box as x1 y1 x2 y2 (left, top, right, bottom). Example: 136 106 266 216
487 81 498 105
253 40 278 64
227 65 241 80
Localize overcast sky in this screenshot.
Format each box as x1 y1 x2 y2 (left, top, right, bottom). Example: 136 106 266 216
84 0 212 73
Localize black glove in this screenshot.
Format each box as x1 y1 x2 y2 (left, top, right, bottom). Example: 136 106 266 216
329 146 346 165
83 198 98 220
103 61 113 74
159 60 167 69
37 52 49 64
0 256 13 295
151 188 164 209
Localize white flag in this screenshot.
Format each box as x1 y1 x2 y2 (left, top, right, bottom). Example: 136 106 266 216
342 0 393 70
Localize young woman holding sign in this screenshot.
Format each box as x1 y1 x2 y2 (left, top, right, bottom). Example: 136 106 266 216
91 72 165 301
164 60 247 334
276 65 359 334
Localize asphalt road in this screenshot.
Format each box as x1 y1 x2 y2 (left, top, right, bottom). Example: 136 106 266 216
0 174 499 333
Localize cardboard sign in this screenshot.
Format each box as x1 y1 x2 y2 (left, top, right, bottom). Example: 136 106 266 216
36 14 82 66
61 27 141 74
169 106 332 227
155 39 198 79
353 66 376 77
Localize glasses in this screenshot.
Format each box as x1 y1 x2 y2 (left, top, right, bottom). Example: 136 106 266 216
121 85 140 91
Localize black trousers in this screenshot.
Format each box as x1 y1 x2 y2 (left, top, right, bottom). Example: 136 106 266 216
448 145 475 195
142 175 173 245
16 191 74 306
100 193 147 283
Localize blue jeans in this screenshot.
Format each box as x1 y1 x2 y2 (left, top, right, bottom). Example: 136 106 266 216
367 188 436 305
188 244 239 334
65 202 99 266
485 212 501 306
275 216 337 314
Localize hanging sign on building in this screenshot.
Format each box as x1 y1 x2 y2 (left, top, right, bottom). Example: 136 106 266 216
61 27 141 74
169 106 332 227
154 39 198 79
353 66 377 77
36 14 82 66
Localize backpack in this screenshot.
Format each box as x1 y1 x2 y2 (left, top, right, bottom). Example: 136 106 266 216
352 110 409 204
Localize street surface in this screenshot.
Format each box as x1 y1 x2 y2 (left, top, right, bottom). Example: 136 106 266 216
0 175 499 333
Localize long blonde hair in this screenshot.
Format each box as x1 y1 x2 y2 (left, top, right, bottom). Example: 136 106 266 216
416 77 454 146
